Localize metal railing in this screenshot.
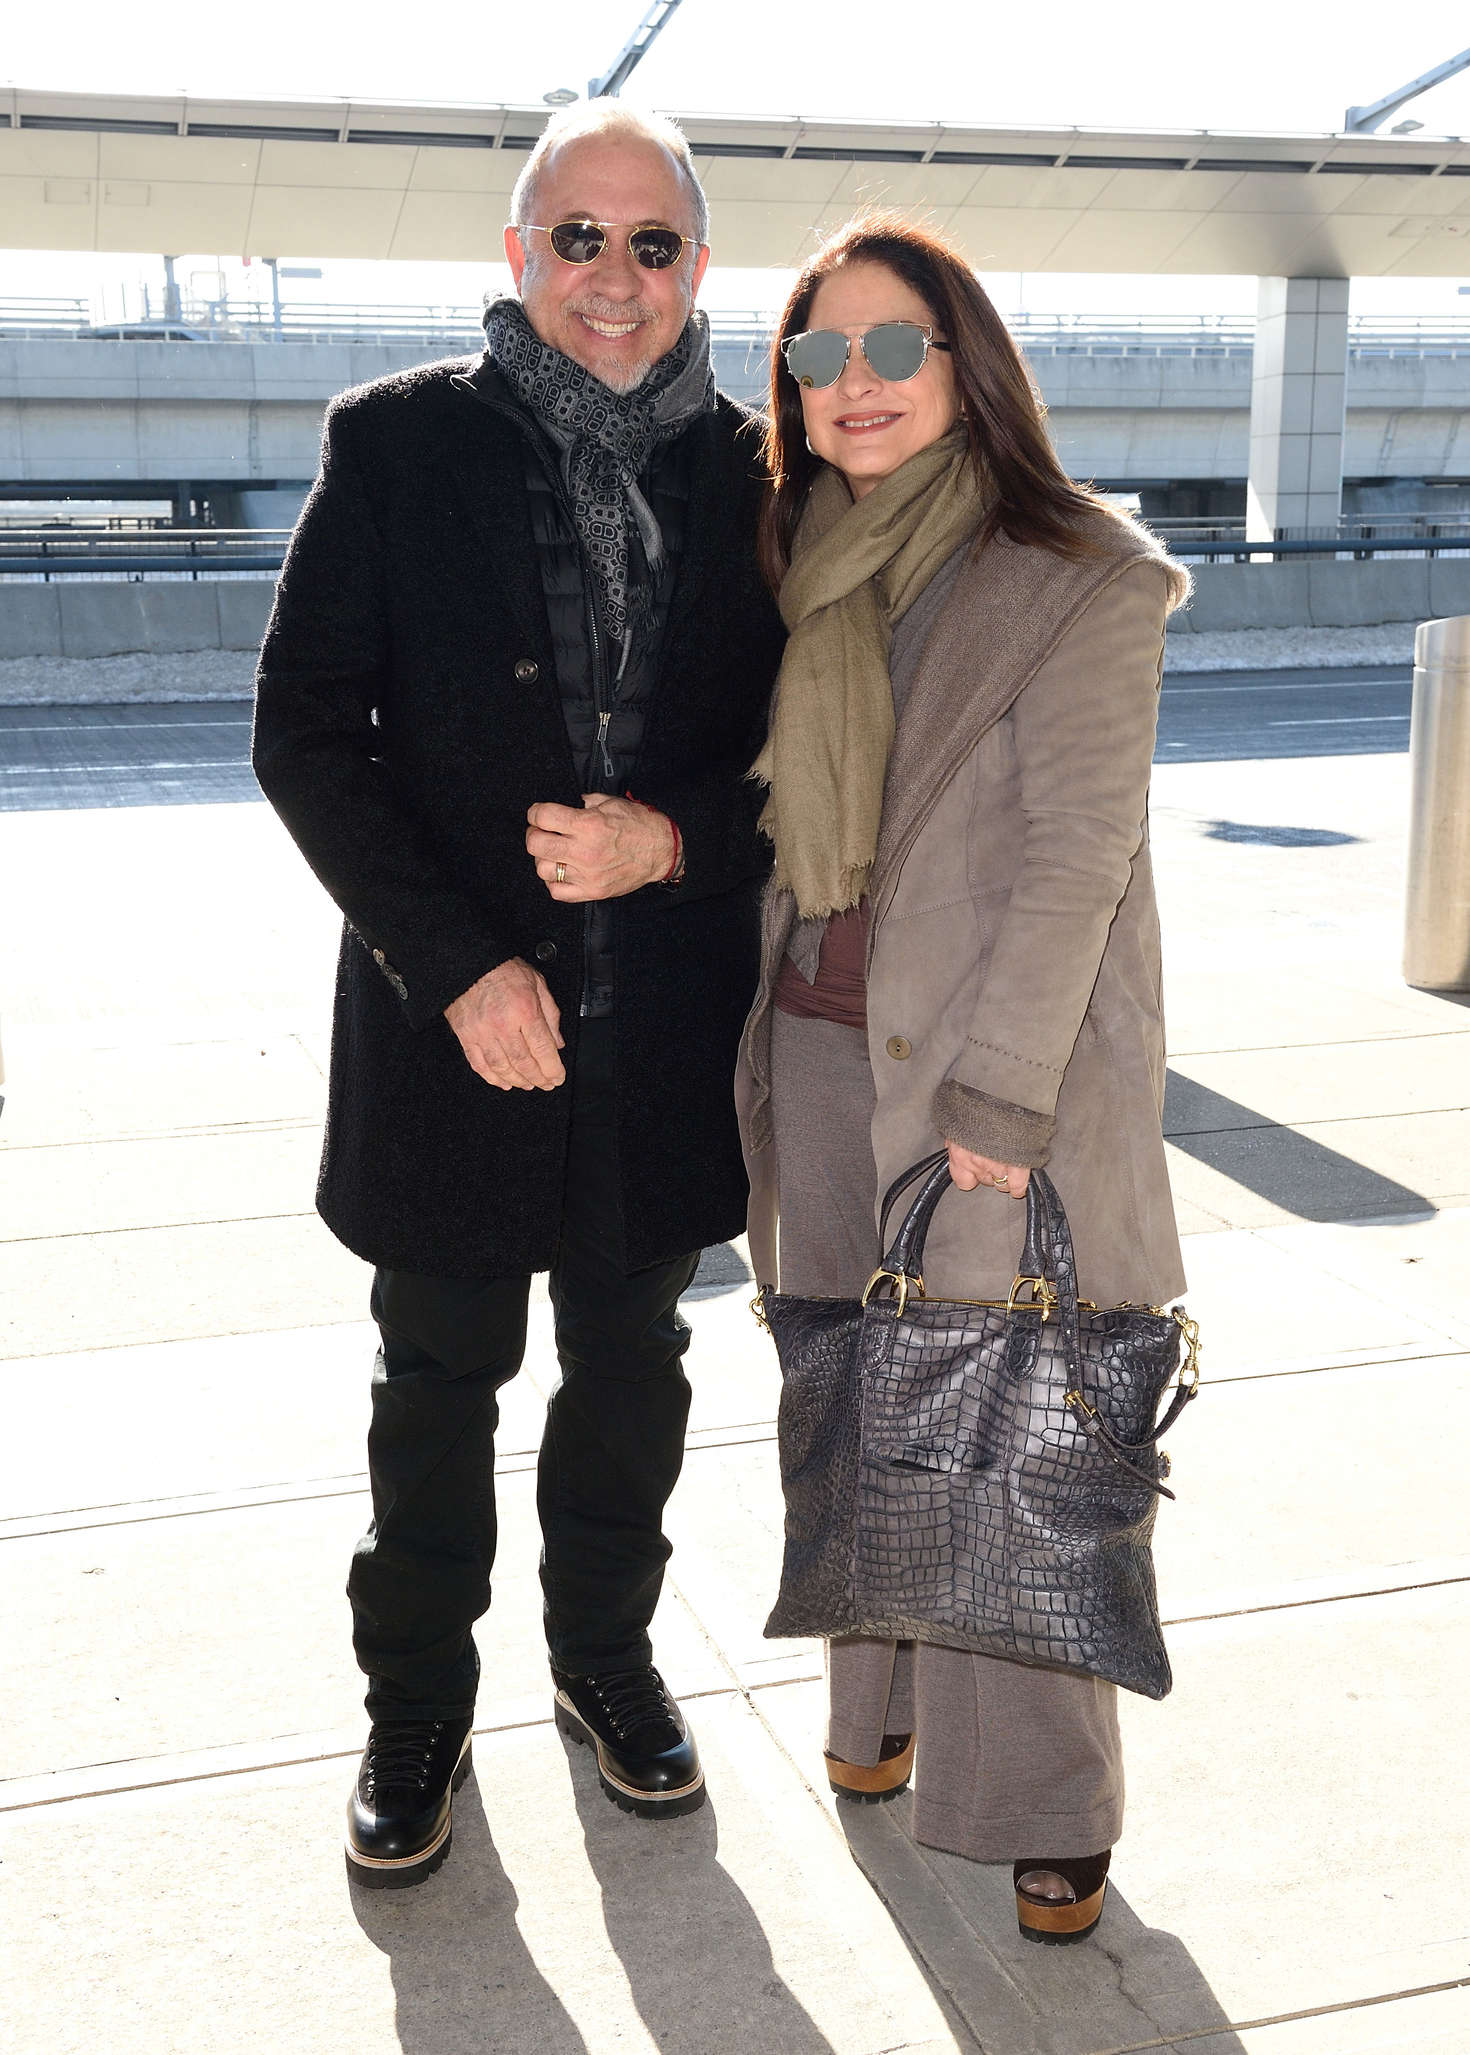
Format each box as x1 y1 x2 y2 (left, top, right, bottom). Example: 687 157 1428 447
8 294 1470 359
8 521 1470 579
0 296 784 350
0 295 95 338
1149 514 1470 559
0 528 292 580
1171 534 1470 560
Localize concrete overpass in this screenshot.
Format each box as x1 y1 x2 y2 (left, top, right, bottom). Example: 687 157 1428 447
5 320 1469 529
8 86 1470 536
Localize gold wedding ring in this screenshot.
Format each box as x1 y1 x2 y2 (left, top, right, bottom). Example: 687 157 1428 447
554 861 567 884
990 1172 1010 1189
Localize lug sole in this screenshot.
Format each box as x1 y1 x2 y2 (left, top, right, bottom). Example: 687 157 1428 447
825 1738 915 1804
345 1739 472 1890
1016 1881 1107 1945
554 1695 706 1819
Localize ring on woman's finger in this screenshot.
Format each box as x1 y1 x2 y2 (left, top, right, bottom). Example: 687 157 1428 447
990 1171 1010 1189
554 861 567 885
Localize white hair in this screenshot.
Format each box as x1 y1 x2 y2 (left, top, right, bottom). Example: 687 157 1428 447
509 99 709 244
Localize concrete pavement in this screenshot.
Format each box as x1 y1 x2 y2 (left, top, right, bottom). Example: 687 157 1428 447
2 681 1468 2053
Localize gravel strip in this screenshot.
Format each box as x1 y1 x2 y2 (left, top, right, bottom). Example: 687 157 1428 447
1164 623 1416 672
0 650 257 706
0 624 1420 705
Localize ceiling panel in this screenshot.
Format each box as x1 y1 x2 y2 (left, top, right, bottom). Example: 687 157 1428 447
698 157 849 205
256 138 416 191
0 129 99 177
96 183 255 254
941 208 1086 270
1042 208 1208 271
243 185 404 260
963 165 1116 210
1332 172 1470 219
822 161 985 210
98 134 259 184
0 175 96 249
1202 170 1348 219
1080 168 1216 212
407 147 525 196
389 190 506 262
702 202 848 267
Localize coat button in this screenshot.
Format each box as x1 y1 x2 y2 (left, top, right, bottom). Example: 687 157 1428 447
885 1035 912 1060
514 658 539 683
534 940 558 963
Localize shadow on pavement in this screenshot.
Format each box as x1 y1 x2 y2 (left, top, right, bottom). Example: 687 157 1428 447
564 1746 840 2055
1203 820 1362 848
349 1769 592 2054
1164 1073 1435 1222
684 1239 753 1302
837 1802 1249 2055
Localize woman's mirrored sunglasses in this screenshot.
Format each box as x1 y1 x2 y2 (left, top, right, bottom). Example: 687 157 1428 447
520 220 703 271
782 321 951 390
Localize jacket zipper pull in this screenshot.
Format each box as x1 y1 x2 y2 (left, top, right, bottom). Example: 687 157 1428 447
597 709 615 781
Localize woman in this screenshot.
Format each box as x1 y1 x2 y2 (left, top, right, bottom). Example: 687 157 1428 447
737 217 1190 1945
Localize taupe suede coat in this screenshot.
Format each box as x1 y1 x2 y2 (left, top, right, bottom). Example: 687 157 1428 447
738 510 1188 1309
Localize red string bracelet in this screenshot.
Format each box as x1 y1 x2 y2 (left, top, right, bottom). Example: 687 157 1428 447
625 792 684 885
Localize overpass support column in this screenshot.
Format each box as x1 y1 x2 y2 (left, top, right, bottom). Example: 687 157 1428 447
1246 277 1348 541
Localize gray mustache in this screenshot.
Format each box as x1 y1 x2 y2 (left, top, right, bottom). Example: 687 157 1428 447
569 300 656 325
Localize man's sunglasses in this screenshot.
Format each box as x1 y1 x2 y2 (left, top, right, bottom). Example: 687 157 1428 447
519 220 703 271
781 321 951 390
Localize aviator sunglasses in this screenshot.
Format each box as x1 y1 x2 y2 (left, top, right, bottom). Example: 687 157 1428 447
782 320 951 390
519 220 704 270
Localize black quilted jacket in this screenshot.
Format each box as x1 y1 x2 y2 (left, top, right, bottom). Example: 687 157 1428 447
506 366 692 1016
253 354 784 1277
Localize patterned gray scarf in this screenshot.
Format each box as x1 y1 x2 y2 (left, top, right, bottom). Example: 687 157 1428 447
483 295 716 651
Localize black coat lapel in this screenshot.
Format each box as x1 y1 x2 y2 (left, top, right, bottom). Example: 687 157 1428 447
663 410 729 648
445 359 550 652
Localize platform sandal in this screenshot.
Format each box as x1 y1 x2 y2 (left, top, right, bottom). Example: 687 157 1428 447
1013 1850 1111 1944
823 1732 915 1803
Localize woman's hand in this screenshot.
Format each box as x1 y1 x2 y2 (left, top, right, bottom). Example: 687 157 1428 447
946 1141 1029 1199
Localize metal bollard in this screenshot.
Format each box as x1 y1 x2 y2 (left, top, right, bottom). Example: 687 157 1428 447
1404 615 1470 990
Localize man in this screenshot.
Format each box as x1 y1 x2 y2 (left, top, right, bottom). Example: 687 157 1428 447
253 101 783 1889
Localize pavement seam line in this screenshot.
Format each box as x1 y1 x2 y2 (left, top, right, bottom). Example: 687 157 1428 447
0 1116 321 1151
0 1424 783 1537
1091 1975 1470 2053
0 1675 822 1814
0 1208 323 1246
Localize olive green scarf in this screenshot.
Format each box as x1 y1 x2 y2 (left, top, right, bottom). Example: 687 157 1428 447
753 430 991 917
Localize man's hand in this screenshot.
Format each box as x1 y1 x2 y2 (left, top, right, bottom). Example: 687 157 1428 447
527 793 677 902
445 958 565 1091
946 1141 1030 1200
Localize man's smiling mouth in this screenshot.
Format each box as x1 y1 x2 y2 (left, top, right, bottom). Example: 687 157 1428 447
578 314 646 338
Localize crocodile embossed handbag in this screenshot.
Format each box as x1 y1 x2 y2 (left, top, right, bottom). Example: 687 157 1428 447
757 1151 1201 1699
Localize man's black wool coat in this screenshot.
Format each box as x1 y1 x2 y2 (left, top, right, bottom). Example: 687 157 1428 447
253 356 785 1278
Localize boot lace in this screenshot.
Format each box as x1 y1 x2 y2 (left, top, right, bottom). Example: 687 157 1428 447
362 1720 443 1798
590 1669 677 1743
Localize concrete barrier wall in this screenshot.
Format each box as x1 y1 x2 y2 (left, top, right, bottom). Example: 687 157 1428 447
2 558 1468 658
0 580 274 658
1167 557 1470 633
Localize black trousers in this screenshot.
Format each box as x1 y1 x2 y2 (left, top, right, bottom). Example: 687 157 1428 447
348 1017 700 1721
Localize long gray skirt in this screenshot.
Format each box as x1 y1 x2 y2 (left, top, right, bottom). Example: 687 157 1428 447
769 1008 1124 1863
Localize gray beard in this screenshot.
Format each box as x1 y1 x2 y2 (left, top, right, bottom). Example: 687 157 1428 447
591 355 654 397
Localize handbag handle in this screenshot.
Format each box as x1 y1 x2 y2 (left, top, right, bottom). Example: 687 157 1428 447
870 1153 1066 1312
868 1154 1200 1493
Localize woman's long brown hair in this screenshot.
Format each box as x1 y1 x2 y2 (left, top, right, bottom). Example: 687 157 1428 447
758 213 1109 593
